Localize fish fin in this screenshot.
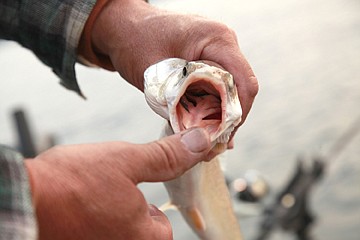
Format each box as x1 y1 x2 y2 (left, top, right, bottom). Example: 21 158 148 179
187 207 206 231
159 201 178 212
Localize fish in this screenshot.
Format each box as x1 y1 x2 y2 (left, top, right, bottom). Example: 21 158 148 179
144 58 243 240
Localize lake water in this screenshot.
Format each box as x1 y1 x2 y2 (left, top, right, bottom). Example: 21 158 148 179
1 0 359 239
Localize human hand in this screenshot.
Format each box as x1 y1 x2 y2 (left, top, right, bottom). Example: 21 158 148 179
25 128 211 240
90 0 259 132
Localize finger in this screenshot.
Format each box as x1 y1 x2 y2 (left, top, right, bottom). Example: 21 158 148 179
148 204 173 240
227 138 234 149
202 43 258 144
125 127 211 183
200 60 225 70
199 30 259 125
207 49 258 124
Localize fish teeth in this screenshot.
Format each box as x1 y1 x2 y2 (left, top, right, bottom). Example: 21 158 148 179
216 124 235 143
217 134 230 143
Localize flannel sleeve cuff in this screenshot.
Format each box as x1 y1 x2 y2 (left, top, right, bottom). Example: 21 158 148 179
0 0 98 97
56 0 98 97
0 145 37 239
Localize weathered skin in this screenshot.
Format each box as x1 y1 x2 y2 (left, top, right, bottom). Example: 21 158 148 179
144 58 243 240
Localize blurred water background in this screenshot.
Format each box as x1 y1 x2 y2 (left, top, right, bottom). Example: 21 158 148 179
0 0 359 239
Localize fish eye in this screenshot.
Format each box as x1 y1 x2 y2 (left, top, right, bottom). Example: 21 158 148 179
182 66 187 77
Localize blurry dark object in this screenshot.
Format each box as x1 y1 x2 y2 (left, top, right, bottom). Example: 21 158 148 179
232 170 269 203
13 109 37 158
12 108 57 158
255 157 324 240
255 117 360 240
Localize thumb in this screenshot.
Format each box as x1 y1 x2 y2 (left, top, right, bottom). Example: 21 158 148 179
127 127 211 183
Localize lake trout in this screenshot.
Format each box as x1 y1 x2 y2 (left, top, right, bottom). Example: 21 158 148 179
144 58 243 240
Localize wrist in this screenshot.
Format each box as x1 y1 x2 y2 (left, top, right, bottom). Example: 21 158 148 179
78 0 115 70
91 0 153 90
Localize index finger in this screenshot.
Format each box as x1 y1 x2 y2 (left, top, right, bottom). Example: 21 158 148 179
199 32 258 145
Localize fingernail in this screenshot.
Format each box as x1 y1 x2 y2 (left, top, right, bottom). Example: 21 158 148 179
181 128 210 153
148 204 161 217
227 139 235 149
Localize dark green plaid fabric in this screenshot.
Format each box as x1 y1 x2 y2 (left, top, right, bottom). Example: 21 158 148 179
0 146 37 239
0 0 97 96
0 1 97 238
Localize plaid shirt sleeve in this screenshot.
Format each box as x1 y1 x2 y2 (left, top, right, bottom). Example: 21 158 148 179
0 0 97 96
0 145 37 239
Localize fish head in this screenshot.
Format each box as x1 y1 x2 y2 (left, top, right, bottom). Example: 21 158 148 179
144 58 242 144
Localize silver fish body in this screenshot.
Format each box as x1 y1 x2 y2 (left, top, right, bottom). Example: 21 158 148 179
144 58 243 240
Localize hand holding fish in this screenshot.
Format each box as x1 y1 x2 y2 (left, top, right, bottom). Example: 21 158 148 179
1 0 258 239
77 1 259 238
25 128 211 239
87 0 258 134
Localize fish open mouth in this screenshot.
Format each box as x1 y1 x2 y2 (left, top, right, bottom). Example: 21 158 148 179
176 80 224 138
144 59 242 145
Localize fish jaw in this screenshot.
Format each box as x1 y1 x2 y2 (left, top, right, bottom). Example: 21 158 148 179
144 58 187 120
144 58 242 144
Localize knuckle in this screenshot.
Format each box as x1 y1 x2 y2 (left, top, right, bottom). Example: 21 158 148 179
210 21 233 35
146 223 172 240
163 225 173 240
36 145 65 160
211 23 237 43
248 75 259 98
155 141 187 178
194 20 237 43
241 62 259 99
